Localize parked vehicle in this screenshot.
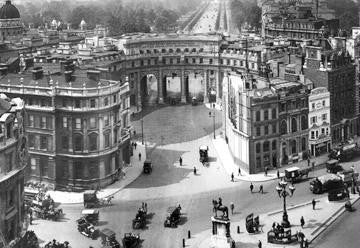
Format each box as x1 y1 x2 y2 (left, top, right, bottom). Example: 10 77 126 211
122 233 141 248
326 159 343 174
310 174 344 194
100 228 120 248
77 218 98 239
81 209 99 225
83 190 99 208
164 205 182 228
284 167 310 183
199 145 209 164
143 159 152 174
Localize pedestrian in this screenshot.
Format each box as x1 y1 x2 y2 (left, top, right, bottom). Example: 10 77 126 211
218 197 222 206
142 202 145 209
264 167 268 176
133 130 136 136
179 157 183 166
304 238 309 248
238 167 242 176
259 185 264 194
300 216 305 228
230 202 234 215
258 240 262 248
134 142 137 150
312 198 316 210
312 161 315 171
138 152 141 161
193 166 197 175
307 157 310 167
277 170 280 178
29 213 33 225
272 222 276 230
231 173 234 182
250 182 254 193
144 202 147 212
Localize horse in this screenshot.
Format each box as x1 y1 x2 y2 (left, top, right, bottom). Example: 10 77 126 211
212 200 229 218
101 196 114 206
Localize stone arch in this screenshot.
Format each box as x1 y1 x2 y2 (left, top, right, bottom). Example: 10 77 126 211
88 132 98 151
139 71 159 106
290 139 297 154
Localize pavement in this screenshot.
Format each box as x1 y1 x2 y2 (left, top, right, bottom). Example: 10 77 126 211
187 193 360 248
212 134 330 182
47 143 146 204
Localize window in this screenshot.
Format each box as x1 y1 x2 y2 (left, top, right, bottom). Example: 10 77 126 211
272 109 276 119
322 114 327 121
75 99 81 108
74 161 82 179
256 111 261 121
291 140 297 154
40 136 47 150
291 117 297 133
104 97 109 106
75 118 81 129
272 124 277 133
312 103 315 110
280 103 286 112
62 136 69 150
90 99 96 108
326 128 329 135
41 116 46 129
301 115 307 130
301 137 306 151
263 141 270 152
311 116 317 124
29 115 34 127
104 132 110 148
280 120 287 135
256 143 261 153
62 117 68 128
264 110 269 120
256 157 261 168
104 115 109 126
209 59 213 64
90 117 96 129
192 58 196 63
264 125 269 135
322 100 326 107
256 127 261 136
321 128 325 134
28 134 35 148
272 140 277 150
5 152 12 172
74 134 83 151
311 131 315 139
89 133 98 151
62 99 67 107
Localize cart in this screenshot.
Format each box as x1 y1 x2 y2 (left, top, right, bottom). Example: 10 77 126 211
81 209 99 225
326 159 343 174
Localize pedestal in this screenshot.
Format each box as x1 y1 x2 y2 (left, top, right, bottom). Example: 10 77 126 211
210 217 234 248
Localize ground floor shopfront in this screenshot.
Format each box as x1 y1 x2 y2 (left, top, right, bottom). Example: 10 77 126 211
309 138 332 157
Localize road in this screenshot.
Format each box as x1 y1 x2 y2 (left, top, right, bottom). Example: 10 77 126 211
30 105 360 248
190 0 222 33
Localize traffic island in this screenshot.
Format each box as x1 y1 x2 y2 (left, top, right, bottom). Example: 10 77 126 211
188 193 360 248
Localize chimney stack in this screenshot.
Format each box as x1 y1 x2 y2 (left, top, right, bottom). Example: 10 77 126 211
32 67 43 80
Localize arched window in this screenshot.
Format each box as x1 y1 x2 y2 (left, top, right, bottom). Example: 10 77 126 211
146 50 151 54
280 120 287 135
176 48 181 53
263 141 270 152
169 48 174 53
161 48 166 53
153 49 158 54
88 133 98 151
301 137 306 151
184 48 189 53
272 108 277 119
256 143 261 153
191 48 196 53
74 134 83 151
139 50 144 54
256 111 261 121
272 140 277 150
291 139 297 154
199 48 204 53
291 117 297 133
301 115 308 130
264 110 269 120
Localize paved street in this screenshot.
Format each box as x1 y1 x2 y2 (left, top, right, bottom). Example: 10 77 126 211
191 0 221 33
30 105 360 248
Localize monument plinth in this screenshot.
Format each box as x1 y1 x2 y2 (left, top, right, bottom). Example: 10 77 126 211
210 216 234 248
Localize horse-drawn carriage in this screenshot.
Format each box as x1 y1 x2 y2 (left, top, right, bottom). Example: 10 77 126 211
22 230 39 248
132 207 147 229
245 213 260 233
77 218 99 239
122 233 141 248
284 167 310 183
31 199 62 221
100 228 121 248
267 228 298 244
164 205 182 228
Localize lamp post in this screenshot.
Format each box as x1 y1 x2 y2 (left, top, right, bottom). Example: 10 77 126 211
276 180 295 228
209 110 216 139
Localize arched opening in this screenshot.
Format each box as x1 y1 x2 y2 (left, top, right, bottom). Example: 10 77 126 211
291 139 297 154
291 117 297 133
176 48 181 53
281 142 288 165
140 73 158 106
186 72 204 102
280 120 287 135
164 73 180 103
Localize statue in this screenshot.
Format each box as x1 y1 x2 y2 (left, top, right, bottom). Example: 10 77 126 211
212 199 229 219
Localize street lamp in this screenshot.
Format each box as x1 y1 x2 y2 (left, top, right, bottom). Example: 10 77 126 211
209 111 216 139
275 180 295 228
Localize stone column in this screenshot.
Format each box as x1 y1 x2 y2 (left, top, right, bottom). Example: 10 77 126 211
158 69 164 104
204 70 208 103
181 69 186 103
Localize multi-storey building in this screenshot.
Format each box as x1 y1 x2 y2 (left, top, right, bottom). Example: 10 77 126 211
223 71 279 174
0 56 131 191
303 38 357 144
0 95 27 247
308 87 331 156
271 78 309 165
0 0 23 43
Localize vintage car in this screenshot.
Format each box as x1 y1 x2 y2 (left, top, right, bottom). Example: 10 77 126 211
81 209 99 225
122 233 141 248
245 213 260 233
310 174 344 194
143 159 152 174
100 228 121 248
328 187 349 201
77 218 98 239
199 145 209 164
83 190 99 208
326 159 343 174
267 229 297 244
164 205 182 228
132 207 147 229
284 167 310 183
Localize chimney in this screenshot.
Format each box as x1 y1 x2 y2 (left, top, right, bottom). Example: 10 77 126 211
87 70 100 82
32 67 43 80
64 71 72 82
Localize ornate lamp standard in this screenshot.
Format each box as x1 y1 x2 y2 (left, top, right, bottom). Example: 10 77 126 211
276 180 295 228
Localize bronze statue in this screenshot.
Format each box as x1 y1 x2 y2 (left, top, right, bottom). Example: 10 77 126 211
212 199 229 219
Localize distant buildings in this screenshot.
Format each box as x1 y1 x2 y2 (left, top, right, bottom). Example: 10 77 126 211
0 95 27 247
0 0 23 43
0 55 131 191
